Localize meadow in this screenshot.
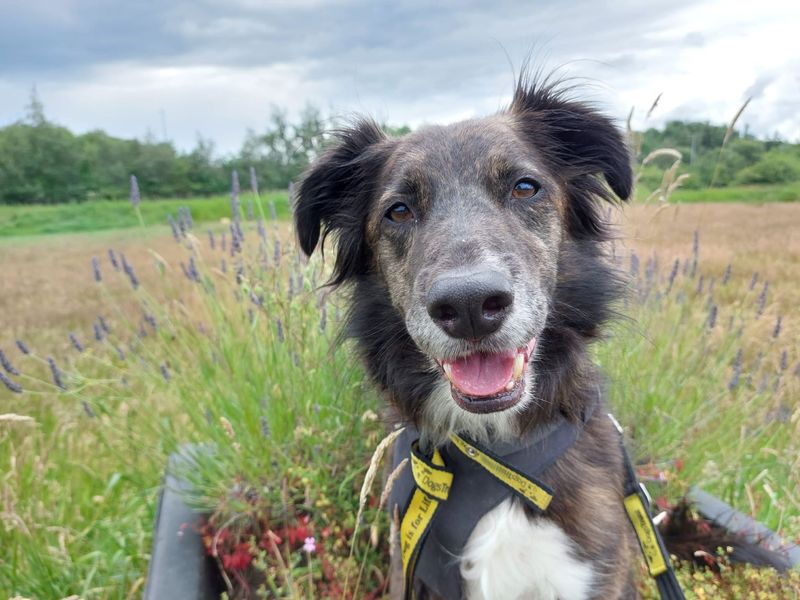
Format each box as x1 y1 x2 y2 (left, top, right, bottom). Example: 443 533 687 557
1 189 799 598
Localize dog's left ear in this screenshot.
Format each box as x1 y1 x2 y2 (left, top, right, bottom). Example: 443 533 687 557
293 119 391 285
510 85 633 201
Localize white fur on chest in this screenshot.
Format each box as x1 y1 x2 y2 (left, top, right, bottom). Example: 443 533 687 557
460 498 594 600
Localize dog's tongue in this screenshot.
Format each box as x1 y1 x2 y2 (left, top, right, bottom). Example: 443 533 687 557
446 350 516 397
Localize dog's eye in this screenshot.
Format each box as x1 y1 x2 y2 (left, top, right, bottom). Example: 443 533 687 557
385 202 415 223
511 179 541 200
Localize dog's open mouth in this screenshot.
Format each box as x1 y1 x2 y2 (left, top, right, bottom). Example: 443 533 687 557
437 338 536 414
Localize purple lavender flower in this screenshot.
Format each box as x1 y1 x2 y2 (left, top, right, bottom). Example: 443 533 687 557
756 281 768 318
706 304 717 329
779 350 788 371
706 277 715 297
229 222 242 255
94 321 104 342
757 375 768 394
69 333 84 352
273 239 281 266
221 258 227 273
288 273 295 299
108 248 120 271
188 256 199 282
15 340 30 355
0 349 20 376
275 318 285 343
319 305 328 332
260 415 271 437
121 253 140 289
167 214 180 242
257 218 267 244
82 400 96 418
183 206 193 229
177 210 187 237
666 258 679 293
721 263 731 285
208 230 216 250
0 371 22 393
129 174 140 207
269 199 278 221
98 316 111 334
92 257 102 282
629 251 639 278
772 316 782 339
220 231 227 253
114 345 126 360
749 271 759 291
48 357 66 390
728 349 743 391
231 170 241 218
144 313 157 330
160 363 171 381
249 166 259 195
695 274 704 295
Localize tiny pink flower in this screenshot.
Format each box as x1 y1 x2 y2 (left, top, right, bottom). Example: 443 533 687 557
302 536 316 553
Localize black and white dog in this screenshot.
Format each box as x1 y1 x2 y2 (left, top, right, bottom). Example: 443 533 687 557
294 76 641 599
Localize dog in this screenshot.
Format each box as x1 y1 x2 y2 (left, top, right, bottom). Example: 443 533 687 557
294 75 642 599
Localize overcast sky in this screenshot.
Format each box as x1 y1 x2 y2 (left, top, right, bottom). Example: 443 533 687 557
0 0 797 155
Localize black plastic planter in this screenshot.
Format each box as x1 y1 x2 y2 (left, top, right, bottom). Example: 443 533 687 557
143 448 798 599
687 486 800 569
145 448 225 600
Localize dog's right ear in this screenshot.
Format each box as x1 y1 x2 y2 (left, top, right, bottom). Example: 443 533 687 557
293 119 390 285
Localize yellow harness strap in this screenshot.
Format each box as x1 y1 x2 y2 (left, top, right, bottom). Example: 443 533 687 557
400 435 553 599
449 434 552 512
400 443 451 598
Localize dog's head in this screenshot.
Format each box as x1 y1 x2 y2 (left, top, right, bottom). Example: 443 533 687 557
295 80 632 445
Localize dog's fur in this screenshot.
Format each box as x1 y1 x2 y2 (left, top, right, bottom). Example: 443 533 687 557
294 76 639 599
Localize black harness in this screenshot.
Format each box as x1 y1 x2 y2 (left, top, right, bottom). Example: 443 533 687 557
389 411 684 600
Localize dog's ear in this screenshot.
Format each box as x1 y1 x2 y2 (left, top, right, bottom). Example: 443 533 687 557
510 83 633 201
294 119 390 285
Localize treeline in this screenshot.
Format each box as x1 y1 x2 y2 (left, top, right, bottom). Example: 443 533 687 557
636 121 800 190
1 92 798 204
0 94 341 204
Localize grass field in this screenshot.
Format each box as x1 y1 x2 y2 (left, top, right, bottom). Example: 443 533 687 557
1 180 797 239
656 181 800 204
0 191 291 238
1 200 798 598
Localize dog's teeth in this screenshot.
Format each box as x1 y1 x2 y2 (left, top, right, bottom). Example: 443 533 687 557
443 363 453 381
512 352 524 380
505 379 515 391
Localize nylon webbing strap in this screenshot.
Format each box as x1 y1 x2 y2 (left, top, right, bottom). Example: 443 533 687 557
610 413 685 600
400 443 450 600
400 435 554 599
449 434 553 512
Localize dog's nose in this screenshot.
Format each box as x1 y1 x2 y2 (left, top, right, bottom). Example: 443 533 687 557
426 270 514 340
